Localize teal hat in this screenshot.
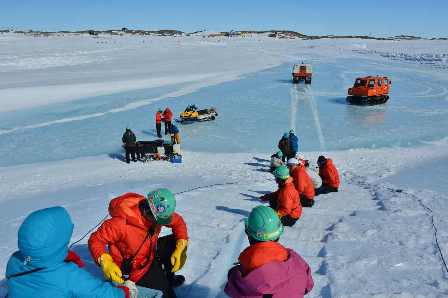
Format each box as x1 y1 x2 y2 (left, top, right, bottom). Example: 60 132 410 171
146 188 176 225
245 206 284 241
273 165 290 180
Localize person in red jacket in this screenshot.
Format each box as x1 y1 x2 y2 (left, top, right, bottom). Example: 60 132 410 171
260 165 302 227
316 155 340 195
163 107 173 135
88 189 188 298
287 158 315 207
155 109 163 138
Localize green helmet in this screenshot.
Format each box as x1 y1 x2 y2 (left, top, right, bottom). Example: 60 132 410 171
245 206 284 241
146 188 176 225
276 151 283 158
273 165 289 180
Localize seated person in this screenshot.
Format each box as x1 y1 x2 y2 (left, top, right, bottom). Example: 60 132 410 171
225 205 314 297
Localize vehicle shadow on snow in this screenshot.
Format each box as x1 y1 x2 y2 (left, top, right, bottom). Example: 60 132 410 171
328 97 348 105
275 79 294 84
216 206 250 217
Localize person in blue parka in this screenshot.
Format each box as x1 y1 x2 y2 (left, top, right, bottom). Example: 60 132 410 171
5 206 134 298
288 129 299 159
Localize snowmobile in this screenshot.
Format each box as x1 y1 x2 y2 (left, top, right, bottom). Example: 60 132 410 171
347 76 391 105
177 104 218 123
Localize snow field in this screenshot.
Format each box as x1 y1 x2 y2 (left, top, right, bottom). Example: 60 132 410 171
1 33 448 297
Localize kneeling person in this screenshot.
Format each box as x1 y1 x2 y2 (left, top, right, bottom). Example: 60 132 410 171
316 155 340 195
225 205 314 297
89 189 188 298
287 157 315 207
260 165 302 226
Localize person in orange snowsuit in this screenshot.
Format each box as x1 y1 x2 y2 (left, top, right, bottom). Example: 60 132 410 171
316 155 340 195
163 108 173 135
88 190 188 298
287 157 315 207
260 165 302 227
155 110 163 138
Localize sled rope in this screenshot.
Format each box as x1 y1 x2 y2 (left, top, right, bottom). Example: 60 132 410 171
69 182 239 247
174 182 238 196
69 213 109 248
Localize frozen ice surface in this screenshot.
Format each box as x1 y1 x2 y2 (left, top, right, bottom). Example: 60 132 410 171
1 58 448 167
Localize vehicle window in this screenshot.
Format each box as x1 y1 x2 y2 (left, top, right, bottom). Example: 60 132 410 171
354 79 367 87
384 78 388 85
369 80 375 88
378 79 382 86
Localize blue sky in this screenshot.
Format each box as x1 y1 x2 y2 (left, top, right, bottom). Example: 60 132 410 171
1 0 447 37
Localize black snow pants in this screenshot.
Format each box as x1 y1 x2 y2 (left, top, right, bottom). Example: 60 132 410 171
300 195 315 207
164 121 172 135
136 235 177 298
268 196 298 227
124 144 137 163
156 123 162 138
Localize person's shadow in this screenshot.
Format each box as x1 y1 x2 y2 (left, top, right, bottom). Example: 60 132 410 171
216 206 250 217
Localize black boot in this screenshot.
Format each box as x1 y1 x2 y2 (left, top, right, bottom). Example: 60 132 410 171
168 274 185 288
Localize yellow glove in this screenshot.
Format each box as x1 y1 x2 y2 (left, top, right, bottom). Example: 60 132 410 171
99 253 124 283
170 239 188 273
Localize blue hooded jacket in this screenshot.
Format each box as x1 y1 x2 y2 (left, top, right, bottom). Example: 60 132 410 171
6 207 124 298
171 124 179 134
289 133 299 153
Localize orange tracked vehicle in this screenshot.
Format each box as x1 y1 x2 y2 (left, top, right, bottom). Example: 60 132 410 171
347 76 391 105
292 63 312 84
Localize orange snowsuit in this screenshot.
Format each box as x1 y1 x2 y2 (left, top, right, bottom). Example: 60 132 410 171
155 111 162 124
319 159 340 189
291 165 315 200
262 177 302 219
163 108 173 122
88 193 188 282
238 242 289 276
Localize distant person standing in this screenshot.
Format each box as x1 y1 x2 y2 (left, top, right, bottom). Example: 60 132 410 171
155 109 163 138
122 128 137 163
288 129 299 159
163 107 174 135
277 133 290 162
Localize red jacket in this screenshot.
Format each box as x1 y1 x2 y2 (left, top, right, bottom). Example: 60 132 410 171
263 178 302 219
88 193 188 282
291 165 315 200
163 108 173 122
238 242 289 276
319 159 340 189
155 111 162 124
